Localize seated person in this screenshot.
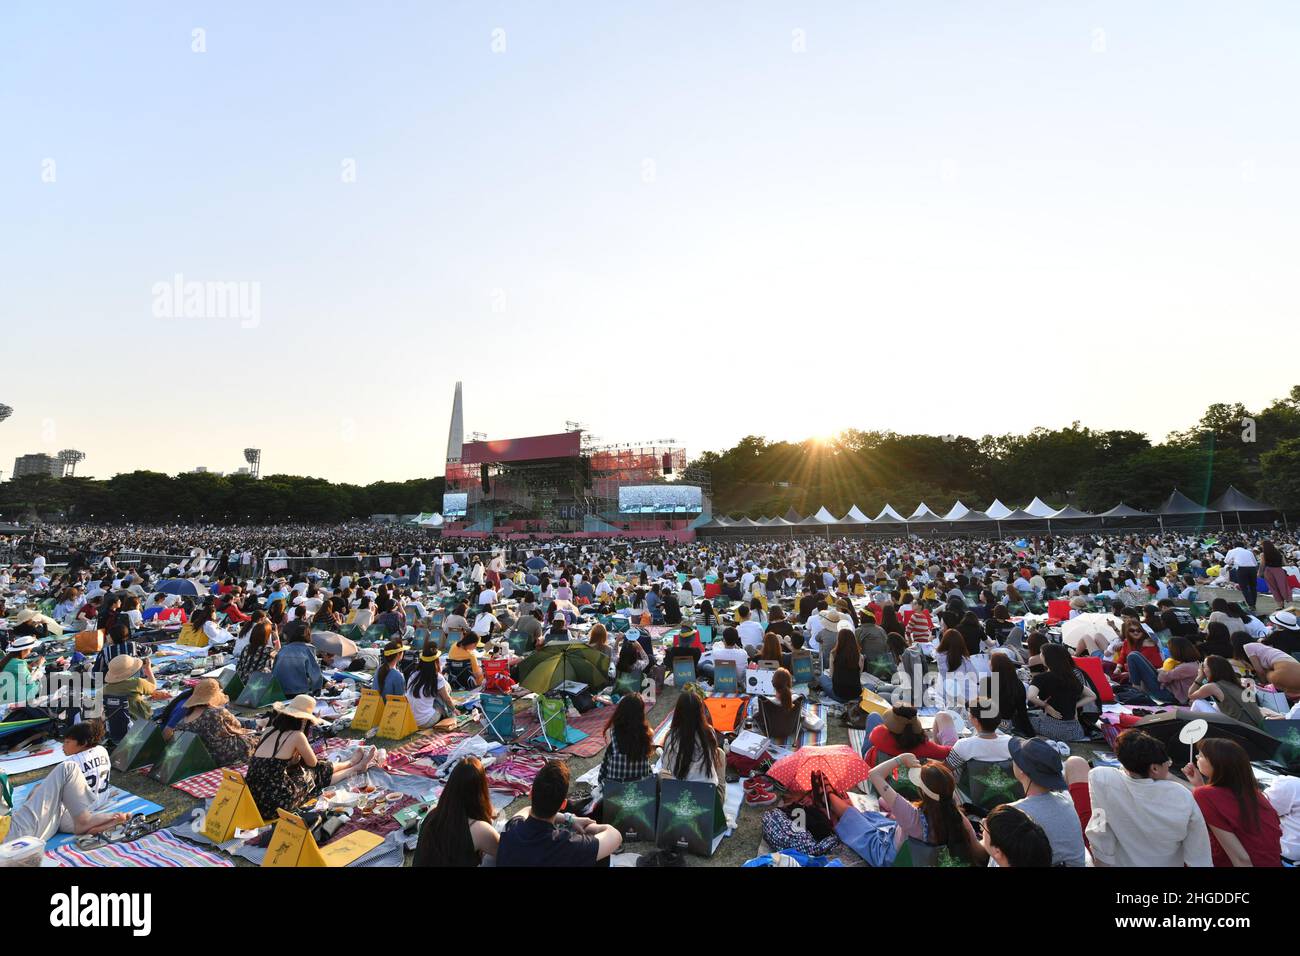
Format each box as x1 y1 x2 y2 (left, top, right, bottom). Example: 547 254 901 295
866 706 953 766
271 621 324 697
1083 729 1213 867
980 804 1054 868
235 620 277 681
1183 737 1283 867
704 626 747 683
447 633 483 690
93 621 155 680
867 752 987 865
756 667 804 736
172 678 260 766
508 609 545 652
245 696 378 820
497 760 622 866
1006 737 1087 867
658 693 726 802
817 628 863 703
406 649 458 728
413 757 499 866
2 720 128 842
944 705 1012 779
103 655 167 721
598 693 658 787
373 639 410 697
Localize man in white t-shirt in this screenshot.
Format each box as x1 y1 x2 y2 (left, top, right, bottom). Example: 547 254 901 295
1085 729 1211 868
734 605 765 654
944 709 1012 779
1224 543 1259 609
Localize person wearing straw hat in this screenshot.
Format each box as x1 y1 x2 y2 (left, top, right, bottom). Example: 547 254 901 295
0 635 42 707
103 654 163 721
173 677 260 766
245 695 378 821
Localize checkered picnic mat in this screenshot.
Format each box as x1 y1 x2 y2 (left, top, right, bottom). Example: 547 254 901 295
171 765 248 799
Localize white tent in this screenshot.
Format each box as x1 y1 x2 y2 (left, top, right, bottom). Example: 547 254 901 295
908 503 943 521
812 506 837 523
1023 497 1058 518
843 504 872 523
414 512 444 528
942 501 970 521
874 504 907 522
984 499 1012 519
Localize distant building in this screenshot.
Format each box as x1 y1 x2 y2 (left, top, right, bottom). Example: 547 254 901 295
12 453 62 479
189 466 224 476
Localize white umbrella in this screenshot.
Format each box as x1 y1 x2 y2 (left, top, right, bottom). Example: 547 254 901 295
1059 613 1122 652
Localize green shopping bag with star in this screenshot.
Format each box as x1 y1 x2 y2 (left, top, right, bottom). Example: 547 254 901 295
602 776 658 842
655 778 727 857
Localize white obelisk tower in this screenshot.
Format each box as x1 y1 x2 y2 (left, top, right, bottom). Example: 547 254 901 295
446 381 464 464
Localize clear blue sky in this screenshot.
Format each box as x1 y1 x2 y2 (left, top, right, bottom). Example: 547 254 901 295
3 2 1297 483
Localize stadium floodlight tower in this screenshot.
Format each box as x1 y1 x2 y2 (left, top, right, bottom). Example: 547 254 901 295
57 449 86 477
243 448 262 479
0 404 12 424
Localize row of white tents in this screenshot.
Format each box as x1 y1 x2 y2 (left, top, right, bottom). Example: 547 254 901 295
698 487 1281 534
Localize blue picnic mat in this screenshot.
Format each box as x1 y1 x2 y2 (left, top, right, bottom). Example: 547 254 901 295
11 782 165 849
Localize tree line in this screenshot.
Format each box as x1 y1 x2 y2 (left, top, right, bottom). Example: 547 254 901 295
692 387 1300 519
0 472 446 524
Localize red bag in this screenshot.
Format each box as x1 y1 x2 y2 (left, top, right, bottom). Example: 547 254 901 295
483 658 515 694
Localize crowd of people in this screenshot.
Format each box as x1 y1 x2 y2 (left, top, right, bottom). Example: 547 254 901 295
2 522 1298 867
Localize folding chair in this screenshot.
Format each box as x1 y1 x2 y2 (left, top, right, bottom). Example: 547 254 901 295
703 696 747 735
102 694 133 746
754 695 799 740
444 658 477 691
535 695 570 752
479 693 516 743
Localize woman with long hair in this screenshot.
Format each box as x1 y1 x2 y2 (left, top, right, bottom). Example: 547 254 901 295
868 752 987 866
413 756 499 866
598 693 656 786
658 692 725 800
1154 635 1202 705
1187 654 1267 727
936 628 979 708
373 638 409 697
817 627 863 703
1183 737 1282 867
1026 643 1095 741
236 619 277 680
758 632 783 664
406 648 458 727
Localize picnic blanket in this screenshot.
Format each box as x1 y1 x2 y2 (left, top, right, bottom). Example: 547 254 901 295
10 783 165 850
513 702 629 758
0 742 67 775
46 829 233 868
485 752 549 797
847 728 868 759
172 765 248 799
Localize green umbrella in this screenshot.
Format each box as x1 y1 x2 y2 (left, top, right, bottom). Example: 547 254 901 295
517 641 610 694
